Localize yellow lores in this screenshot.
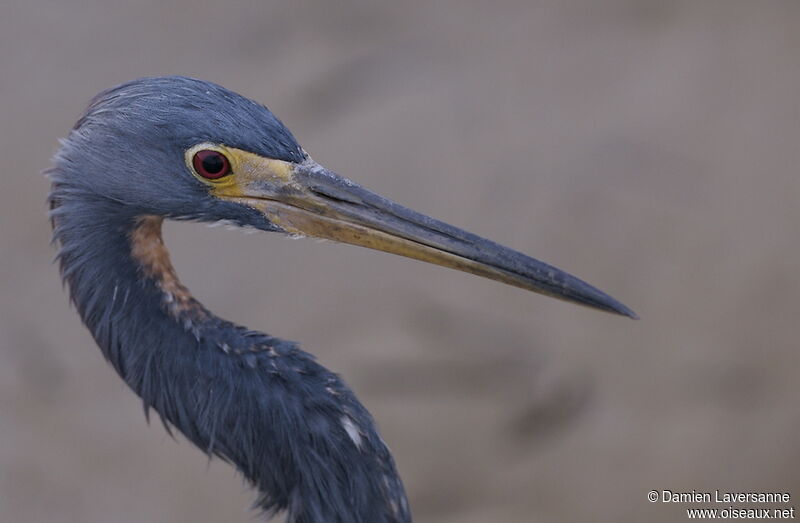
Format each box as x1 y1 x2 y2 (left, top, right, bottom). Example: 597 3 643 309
185 142 298 195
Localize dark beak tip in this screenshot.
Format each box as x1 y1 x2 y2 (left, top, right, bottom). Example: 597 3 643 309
618 305 640 320
557 274 638 319
595 295 638 320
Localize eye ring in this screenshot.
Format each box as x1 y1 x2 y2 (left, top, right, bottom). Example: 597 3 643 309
192 149 231 179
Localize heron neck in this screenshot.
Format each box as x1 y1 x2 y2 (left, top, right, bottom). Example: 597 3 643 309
51 194 411 522
51 199 188 369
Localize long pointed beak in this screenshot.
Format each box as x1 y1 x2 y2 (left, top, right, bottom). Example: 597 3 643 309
223 157 637 318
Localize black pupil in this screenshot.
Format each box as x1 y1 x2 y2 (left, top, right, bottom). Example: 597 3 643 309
202 153 225 174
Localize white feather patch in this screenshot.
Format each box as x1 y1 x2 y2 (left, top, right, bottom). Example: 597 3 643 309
341 415 363 450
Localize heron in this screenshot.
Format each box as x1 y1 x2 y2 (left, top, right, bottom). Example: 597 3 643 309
48 76 635 523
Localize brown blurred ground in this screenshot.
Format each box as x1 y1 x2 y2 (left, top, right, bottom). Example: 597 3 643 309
1 1 799 521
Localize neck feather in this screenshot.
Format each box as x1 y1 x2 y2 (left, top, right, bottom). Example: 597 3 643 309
129 216 205 321
49 183 410 523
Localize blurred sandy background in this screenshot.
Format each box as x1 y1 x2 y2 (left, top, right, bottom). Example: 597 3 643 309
1 1 799 521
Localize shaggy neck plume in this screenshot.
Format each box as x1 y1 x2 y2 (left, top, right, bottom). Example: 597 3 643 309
49 180 410 523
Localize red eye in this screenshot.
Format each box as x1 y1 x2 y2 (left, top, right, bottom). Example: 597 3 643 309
192 150 231 179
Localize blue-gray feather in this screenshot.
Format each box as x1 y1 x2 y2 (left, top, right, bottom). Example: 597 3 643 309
49 76 410 523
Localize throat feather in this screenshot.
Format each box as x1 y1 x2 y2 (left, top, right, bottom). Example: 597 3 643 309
129 216 204 321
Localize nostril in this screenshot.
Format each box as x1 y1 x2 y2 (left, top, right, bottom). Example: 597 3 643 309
309 185 363 205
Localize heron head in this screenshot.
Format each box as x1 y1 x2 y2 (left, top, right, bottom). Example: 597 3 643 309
57 76 635 317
